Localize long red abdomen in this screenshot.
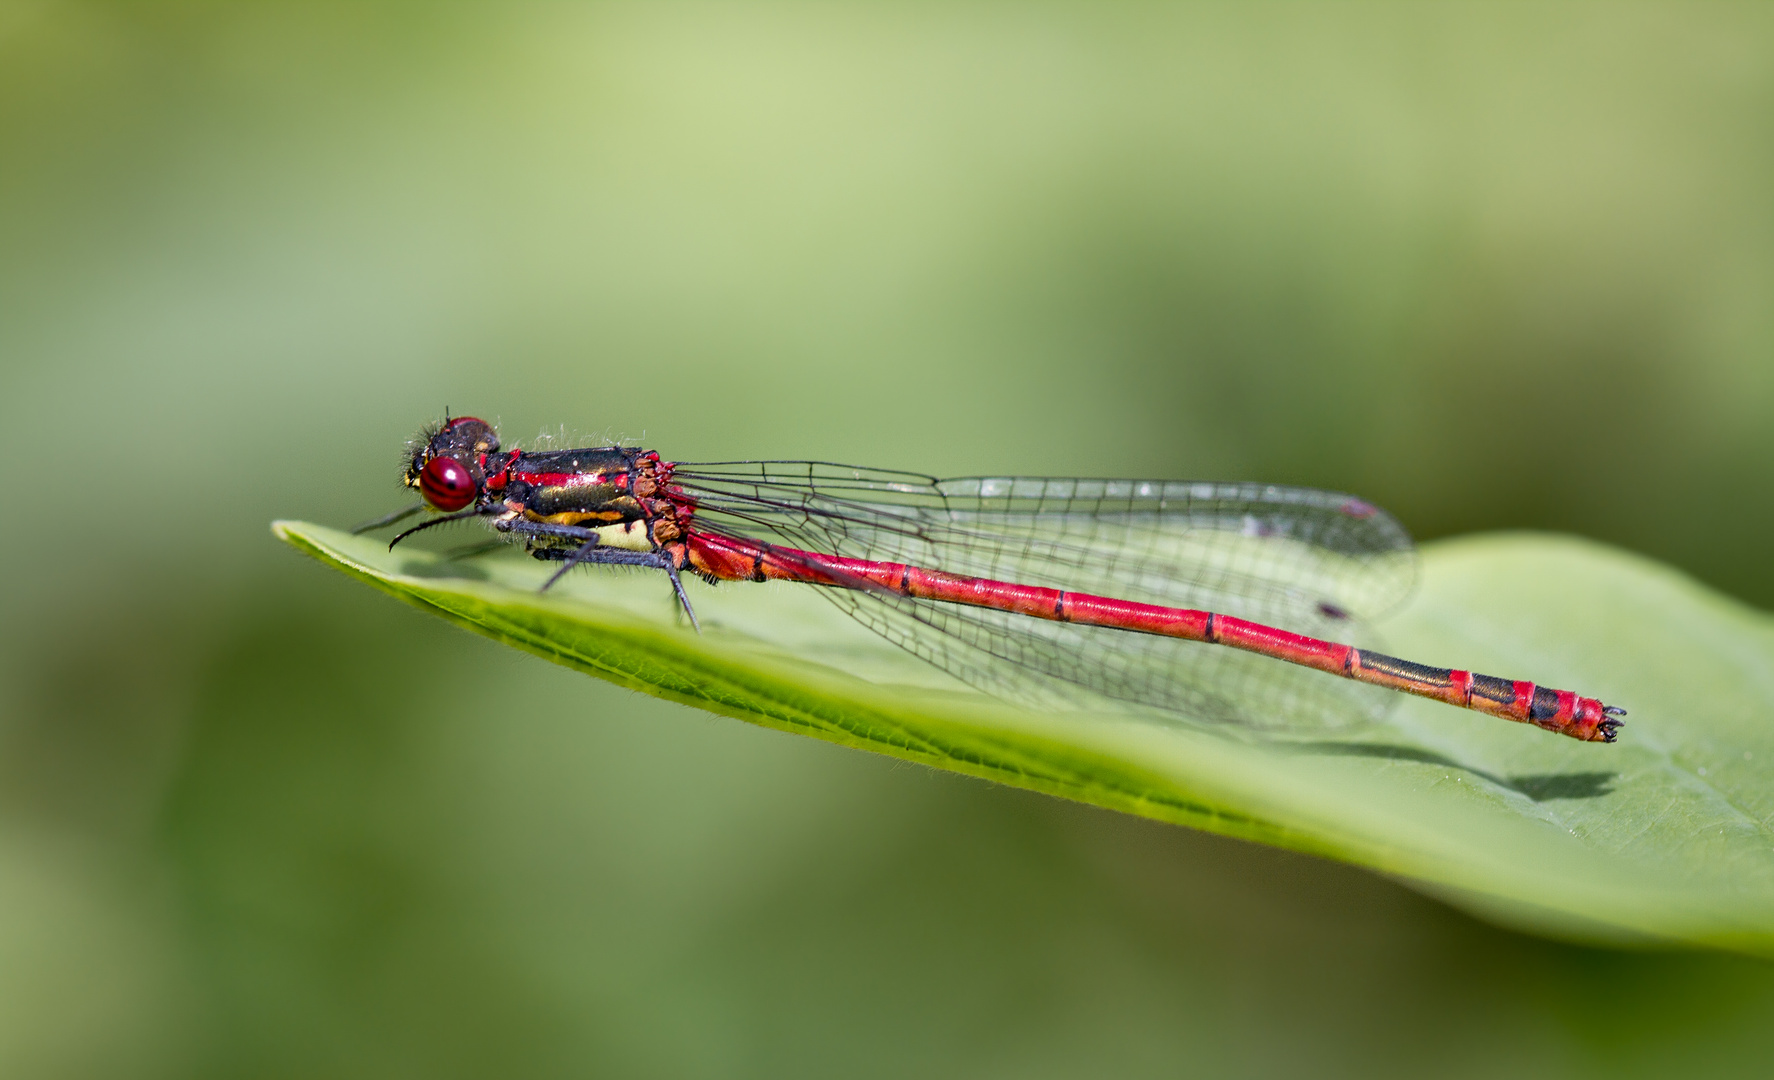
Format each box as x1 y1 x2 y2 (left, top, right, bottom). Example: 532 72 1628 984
684 531 1619 743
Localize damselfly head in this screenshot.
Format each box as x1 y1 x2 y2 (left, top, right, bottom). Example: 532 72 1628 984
404 416 500 511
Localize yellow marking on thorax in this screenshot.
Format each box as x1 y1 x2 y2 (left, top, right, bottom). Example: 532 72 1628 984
591 520 653 551
516 509 652 550
529 509 624 527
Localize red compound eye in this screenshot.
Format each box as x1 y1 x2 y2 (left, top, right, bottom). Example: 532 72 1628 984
419 455 476 511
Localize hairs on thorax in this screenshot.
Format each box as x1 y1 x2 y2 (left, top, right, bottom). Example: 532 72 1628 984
529 422 637 450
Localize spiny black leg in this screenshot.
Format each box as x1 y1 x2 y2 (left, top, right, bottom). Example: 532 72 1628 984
540 537 605 592
528 544 700 631
389 507 485 549
352 502 425 534
529 547 670 569
529 543 677 584
664 560 700 633
497 519 601 544
505 518 699 630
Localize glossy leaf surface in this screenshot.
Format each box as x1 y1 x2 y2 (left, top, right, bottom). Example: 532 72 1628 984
275 520 1774 954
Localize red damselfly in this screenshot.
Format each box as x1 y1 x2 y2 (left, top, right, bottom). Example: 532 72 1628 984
357 416 1624 743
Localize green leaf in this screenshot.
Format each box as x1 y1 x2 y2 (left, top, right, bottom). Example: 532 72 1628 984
274 520 1774 955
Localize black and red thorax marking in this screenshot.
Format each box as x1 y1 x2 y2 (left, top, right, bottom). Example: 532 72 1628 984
502 450 692 545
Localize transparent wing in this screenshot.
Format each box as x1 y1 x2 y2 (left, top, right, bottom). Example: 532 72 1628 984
670 461 1418 730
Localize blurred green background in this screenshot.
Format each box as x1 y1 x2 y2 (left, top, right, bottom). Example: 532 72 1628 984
3 2 1772 1076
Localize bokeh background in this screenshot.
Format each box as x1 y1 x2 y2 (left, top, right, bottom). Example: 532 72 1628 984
3 2 1772 1076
